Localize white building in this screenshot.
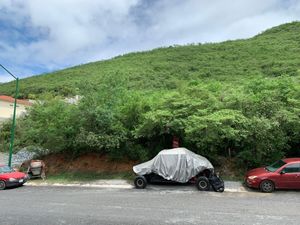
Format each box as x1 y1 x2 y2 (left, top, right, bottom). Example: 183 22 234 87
0 95 32 122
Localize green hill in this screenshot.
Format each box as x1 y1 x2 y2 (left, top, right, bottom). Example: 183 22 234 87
1 22 300 170
1 22 300 98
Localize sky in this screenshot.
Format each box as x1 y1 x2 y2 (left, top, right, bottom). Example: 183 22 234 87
0 0 300 82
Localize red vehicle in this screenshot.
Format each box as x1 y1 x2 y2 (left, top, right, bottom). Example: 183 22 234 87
245 158 300 192
0 164 28 190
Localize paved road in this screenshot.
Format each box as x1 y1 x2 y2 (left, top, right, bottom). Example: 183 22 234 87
1 185 300 225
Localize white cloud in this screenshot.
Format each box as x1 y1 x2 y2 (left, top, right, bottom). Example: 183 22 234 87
0 0 300 81
0 74 14 83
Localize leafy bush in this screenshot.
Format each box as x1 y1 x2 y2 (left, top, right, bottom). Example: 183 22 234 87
2 22 300 170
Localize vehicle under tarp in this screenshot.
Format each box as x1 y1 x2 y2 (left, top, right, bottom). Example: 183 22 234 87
133 148 214 183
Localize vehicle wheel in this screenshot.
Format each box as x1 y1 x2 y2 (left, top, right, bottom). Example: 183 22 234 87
260 180 274 193
27 173 32 179
0 180 6 190
196 176 210 191
134 176 147 189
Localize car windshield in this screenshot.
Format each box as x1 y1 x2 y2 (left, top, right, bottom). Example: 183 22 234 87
0 165 14 174
265 160 286 172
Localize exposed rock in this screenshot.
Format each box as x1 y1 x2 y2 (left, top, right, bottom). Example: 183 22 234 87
0 149 35 167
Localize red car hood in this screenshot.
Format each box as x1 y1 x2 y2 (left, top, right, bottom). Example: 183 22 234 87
0 171 26 179
246 167 270 177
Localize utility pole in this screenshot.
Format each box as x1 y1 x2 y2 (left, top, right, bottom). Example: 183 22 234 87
0 64 19 167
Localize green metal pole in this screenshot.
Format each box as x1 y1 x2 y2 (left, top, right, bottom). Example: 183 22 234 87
8 78 19 167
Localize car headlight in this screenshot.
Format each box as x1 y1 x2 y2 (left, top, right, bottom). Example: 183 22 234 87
8 178 17 182
248 176 257 180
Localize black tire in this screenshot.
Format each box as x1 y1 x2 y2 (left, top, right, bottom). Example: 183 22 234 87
27 173 33 179
134 176 147 189
0 180 6 190
196 176 210 191
260 180 275 193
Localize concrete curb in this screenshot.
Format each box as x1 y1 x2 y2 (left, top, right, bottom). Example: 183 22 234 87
224 187 248 193
24 182 134 189
224 181 249 193
24 180 249 193
24 179 134 189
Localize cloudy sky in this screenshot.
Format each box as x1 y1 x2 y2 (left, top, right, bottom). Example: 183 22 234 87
0 0 300 82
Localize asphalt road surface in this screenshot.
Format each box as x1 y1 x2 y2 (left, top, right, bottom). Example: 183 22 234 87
1 185 300 225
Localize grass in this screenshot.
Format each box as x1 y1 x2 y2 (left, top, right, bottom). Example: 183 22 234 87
1 21 300 98
2 21 300 174
28 171 135 184
28 170 244 184
220 175 244 182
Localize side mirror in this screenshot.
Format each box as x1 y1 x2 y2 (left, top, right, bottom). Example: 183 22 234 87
280 170 285 175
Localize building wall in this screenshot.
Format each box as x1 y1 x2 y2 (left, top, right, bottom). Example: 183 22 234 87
0 100 28 122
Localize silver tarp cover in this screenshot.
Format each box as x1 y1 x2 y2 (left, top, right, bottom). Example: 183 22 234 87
133 148 214 183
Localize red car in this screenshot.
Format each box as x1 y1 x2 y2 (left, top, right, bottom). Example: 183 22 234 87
245 158 300 192
0 164 29 190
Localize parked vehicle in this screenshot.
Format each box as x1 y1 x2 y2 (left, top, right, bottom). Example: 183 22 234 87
0 164 28 190
27 160 46 180
245 158 300 192
133 148 225 192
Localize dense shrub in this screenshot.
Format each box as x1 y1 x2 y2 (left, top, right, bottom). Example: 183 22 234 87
1 22 300 170
4 74 298 170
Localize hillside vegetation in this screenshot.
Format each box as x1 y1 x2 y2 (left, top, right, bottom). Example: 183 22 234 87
1 22 300 169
